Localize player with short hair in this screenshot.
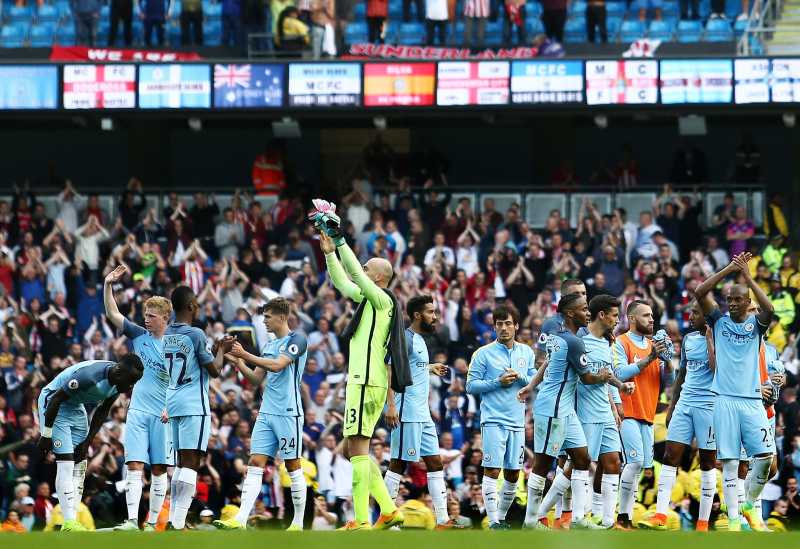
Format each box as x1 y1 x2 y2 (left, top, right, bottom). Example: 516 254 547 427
523 294 614 530
37 355 144 532
164 285 231 530
639 300 717 531
467 304 535 529
104 265 174 531
317 225 407 531
383 295 452 528
694 252 775 532
612 299 670 530
213 297 309 531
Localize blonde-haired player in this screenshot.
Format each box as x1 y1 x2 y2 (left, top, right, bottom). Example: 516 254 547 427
104 266 174 531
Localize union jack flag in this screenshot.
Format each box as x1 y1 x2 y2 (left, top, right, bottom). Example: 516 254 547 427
214 64 251 88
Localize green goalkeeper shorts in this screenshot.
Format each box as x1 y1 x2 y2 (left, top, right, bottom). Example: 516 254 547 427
344 384 387 438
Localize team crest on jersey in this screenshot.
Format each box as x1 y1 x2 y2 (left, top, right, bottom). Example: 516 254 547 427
629 449 638 458
518 358 526 370
53 439 62 449
288 344 299 355
68 379 79 390
745 323 754 332
483 454 490 462
407 448 416 456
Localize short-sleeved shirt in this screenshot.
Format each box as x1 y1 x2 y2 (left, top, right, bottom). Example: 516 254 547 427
534 329 588 418
707 310 768 400
677 330 714 409
41 360 118 407
124 319 167 416
395 328 432 423
260 331 308 417
164 322 214 417
578 333 614 424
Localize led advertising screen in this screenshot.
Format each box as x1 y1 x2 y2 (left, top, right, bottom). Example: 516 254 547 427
213 64 284 108
585 60 658 105
659 59 733 104
771 59 800 102
734 58 770 104
0 66 58 110
364 62 436 107
63 64 136 109
138 64 211 108
288 63 361 107
510 60 583 104
436 61 510 106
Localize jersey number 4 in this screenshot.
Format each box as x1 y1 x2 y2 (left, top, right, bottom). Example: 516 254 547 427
166 352 189 385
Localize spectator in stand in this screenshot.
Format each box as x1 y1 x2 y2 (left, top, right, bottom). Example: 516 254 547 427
366 0 388 43
586 0 606 43
180 0 203 45
426 0 449 45
310 0 336 57
679 0 698 19
670 144 708 184
540 0 567 42
109 0 133 46
726 205 755 257
141 0 169 45
636 0 662 20
712 192 737 242
72 0 101 45
222 0 244 48
503 0 526 45
215 208 245 260
119 179 146 231
404 0 424 21
464 0 489 49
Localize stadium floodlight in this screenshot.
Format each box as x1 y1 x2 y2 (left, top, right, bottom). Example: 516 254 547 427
100 117 114 131
373 116 387 131
188 118 203 132
594 115 608 129
783 113 796 129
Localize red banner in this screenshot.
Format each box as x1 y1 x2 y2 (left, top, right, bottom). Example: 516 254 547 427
50 45 202 62
348 43 540 60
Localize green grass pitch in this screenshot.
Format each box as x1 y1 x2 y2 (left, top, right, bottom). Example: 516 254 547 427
1 530 797 549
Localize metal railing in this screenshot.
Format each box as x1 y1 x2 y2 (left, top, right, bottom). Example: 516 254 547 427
738 0 784 55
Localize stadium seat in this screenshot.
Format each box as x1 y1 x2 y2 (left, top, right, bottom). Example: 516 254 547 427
704 17 732 40
618 19 645 42
29 23 54 46
383 20 398 42
97 18 110 43
569 0 587 16
698 0 711 17
606 1 625 17
525 1 542 18
398 21 424 44
606 15 622 35
564 17 586 42
204 18 221 45
132 17 144 43
344 21 368 43
54 21 76 44
353 1 366 19
734 15 748 36
725 0 741 18
6 5 32 24
167 18 181 46
100 4 110 20
56 1 73 21
205 2 222 21
37 4 59 24
647 18 674 39
451 20 464 44
676 19 702 41
662 0 679 17
525 16 544 36
0 24 25 47
388 0 403 19
484 20 503 46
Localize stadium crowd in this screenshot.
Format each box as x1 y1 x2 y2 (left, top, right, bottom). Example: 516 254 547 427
1 173 800 533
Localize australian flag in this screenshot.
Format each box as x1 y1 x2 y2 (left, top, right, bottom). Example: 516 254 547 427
214 64 284 108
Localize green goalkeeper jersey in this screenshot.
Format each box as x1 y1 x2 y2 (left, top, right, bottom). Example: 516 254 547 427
325 244 393 389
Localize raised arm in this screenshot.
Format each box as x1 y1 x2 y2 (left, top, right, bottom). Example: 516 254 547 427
694 255 742 316
103 265 128 330
320 233 362 302
337 240 393 310
734 253 774 325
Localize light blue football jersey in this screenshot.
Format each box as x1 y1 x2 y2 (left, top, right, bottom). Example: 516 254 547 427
395 328 432 423
534 329 589 418
577 333 615 423
164 322 214 417
259 331 308 417
707 310 768 400
41 360 118 407
677 330 714 408
124 319 167 416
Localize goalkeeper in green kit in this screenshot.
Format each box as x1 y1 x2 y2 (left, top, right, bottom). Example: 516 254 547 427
310 199 411 531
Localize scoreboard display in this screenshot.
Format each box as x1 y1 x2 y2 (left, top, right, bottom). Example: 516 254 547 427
287 63 361 107
734 59 770 104
585 60 658 105
436 61 510 106
659 59 733 104
63 64 136 109
364 62 436 107
510 60 584 104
